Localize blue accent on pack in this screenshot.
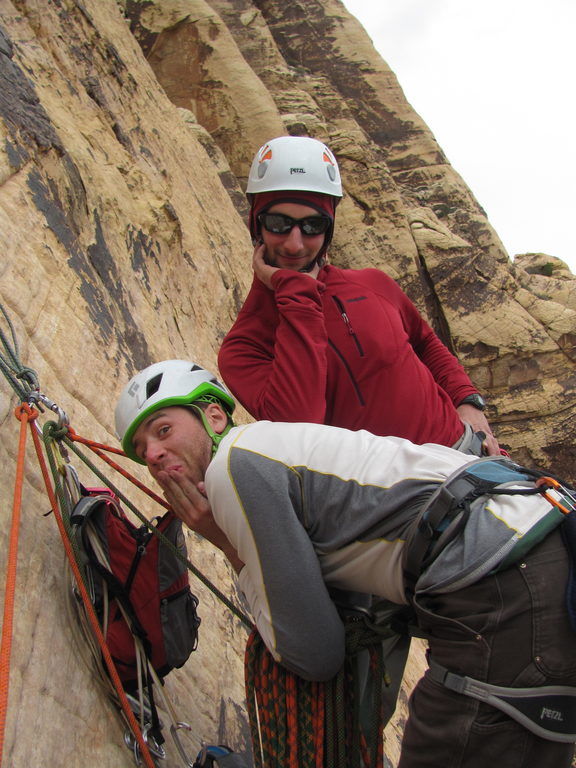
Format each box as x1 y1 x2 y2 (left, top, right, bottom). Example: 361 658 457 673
464 459 533 485
193 744 252 767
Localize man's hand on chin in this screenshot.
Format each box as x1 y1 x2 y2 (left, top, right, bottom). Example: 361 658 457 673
157 470 244 572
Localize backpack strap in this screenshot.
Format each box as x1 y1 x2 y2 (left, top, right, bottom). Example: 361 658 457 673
71 494 152 650
69 492 117 527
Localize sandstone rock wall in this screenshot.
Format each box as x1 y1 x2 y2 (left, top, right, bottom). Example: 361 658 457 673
0 0 574 765
127 0 576 474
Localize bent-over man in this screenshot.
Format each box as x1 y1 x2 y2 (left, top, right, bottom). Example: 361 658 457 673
115 359 576 768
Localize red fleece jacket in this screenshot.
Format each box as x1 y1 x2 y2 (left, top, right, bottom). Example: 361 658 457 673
218 265 477 446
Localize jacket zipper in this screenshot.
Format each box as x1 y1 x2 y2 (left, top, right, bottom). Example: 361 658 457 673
332 296 364 356
328 339 366 406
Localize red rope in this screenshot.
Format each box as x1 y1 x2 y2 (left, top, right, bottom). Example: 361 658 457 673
67 428 169 509
285 672 298 766
311 681 325 766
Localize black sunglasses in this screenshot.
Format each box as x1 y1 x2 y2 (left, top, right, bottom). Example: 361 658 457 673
258 212 331 237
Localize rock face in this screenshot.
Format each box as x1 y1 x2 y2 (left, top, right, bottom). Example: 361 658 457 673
0 0 574 765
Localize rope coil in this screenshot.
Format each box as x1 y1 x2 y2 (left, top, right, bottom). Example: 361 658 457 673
245 616 390 768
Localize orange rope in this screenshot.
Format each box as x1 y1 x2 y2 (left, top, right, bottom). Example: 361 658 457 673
27 415 157 768
0 404 34 767
0 406 156 768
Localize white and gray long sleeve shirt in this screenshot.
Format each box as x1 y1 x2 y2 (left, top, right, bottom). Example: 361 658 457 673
205 421 561 680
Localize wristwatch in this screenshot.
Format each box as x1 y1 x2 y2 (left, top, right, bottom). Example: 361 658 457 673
459 394 486 411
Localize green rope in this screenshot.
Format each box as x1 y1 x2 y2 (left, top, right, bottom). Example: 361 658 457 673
0 302 39 399
41 423 89 583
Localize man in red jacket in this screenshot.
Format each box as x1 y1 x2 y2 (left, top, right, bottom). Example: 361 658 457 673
217 135 501 734
218 135 500 455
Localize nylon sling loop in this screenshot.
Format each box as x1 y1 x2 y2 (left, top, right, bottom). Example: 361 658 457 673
245 613 390 768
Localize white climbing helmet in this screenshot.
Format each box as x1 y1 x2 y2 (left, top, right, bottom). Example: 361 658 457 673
246 136 343 197
115 359 235 463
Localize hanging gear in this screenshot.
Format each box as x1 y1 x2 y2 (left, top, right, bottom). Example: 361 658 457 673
114 359 235 463
60 450 249 767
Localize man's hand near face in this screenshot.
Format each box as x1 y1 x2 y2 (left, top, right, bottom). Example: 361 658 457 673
157 468 244 573
252 241 279 289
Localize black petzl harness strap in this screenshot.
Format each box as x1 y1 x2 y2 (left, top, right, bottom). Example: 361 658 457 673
428 659 576 743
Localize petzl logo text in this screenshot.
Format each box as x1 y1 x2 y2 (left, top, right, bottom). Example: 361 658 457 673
540 707 564 722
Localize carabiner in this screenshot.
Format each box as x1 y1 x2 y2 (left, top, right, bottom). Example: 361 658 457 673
125 723 166 766
27 390 70 428
170 721 196 767
536 476 576 515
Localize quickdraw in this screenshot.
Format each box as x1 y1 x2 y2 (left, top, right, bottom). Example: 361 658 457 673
536 476 576 515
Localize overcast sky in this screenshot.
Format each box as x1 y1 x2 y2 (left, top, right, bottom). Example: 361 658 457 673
340 0 575 273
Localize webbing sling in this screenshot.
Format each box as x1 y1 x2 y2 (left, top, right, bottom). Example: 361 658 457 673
428 659 576 743
403 457 553 595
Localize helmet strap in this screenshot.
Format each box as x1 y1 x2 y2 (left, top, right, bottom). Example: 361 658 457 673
189 404 233 457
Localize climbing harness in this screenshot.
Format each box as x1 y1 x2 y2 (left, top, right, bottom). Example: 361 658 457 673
403 455 576 596
403 457 576 746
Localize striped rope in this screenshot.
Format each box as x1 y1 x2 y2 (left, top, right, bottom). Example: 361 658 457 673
245 618 391 768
